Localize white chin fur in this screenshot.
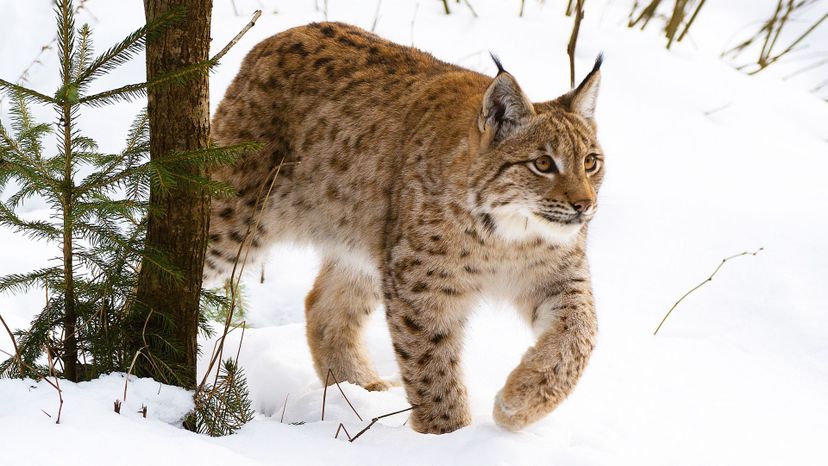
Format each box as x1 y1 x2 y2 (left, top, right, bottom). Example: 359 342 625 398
489 207 582 245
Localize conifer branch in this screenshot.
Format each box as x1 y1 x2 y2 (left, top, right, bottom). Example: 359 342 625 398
0 80 57 105
75 7 185 86
80 6 262 108
0 267 62 295
77 59 215 107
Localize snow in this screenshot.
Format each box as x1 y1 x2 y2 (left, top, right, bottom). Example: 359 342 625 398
1 1 827 465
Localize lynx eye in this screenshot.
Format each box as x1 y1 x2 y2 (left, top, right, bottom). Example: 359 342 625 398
533 155 556 174
584 154 602 174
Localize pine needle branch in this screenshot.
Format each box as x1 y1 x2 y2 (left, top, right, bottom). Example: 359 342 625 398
0 80 57 105
75 7 185 85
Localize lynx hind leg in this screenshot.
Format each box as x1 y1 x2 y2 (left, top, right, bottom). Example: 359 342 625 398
305 258 390 392
203 182 279 283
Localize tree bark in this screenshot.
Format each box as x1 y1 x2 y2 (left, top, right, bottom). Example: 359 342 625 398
134 0 212 389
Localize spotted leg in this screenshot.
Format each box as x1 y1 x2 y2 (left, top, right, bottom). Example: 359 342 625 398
494 269 598 431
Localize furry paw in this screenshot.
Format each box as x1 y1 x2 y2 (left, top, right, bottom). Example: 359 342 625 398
361 379 393 392
492 388 532 432
492 363 562 431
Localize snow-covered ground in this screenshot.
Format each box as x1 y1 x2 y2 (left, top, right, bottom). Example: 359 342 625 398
1 1 827 465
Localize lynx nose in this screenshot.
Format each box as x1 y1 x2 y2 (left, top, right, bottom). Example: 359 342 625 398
571 199 593 213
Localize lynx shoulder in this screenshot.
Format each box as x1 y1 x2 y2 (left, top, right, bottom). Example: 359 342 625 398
208 22 605 434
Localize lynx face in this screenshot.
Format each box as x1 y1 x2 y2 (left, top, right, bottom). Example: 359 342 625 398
469 58 604 244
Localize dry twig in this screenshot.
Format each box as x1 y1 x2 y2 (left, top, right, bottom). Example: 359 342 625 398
321 369 363 422
334 406 416 442
703 101 733 117
567 0 585 87
0 313 22 374
0 347 64 423
212 10 262 64
677 0 707 42
462 0 478 18
653 248 764 335
44 346 64 424
280 393 289 423
370 0 382 32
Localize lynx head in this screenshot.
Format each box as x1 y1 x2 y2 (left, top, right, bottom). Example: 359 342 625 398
467 54 605 245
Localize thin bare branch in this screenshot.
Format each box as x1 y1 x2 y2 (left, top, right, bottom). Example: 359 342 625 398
677 0 706 42
211 10 262 64
280 393 289 423
321 369 363 422
370 0 382 32
44 346 64 424
462 0 478 18
654 247 764 335
0 313 22 375
341 406 416 443
567 0 585 87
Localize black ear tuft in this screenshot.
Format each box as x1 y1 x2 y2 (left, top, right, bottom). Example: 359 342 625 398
489 52 506 75
593 52 604 73
572 52 603 96
561 52 603 121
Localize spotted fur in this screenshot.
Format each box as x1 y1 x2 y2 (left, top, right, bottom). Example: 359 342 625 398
207 22 605 434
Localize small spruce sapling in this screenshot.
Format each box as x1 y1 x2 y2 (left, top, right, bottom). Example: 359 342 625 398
0 0 253 381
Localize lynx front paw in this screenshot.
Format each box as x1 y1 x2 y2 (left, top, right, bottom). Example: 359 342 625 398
361 379 393 392
409 408 471 434
493 388 532 432
493 365 563 432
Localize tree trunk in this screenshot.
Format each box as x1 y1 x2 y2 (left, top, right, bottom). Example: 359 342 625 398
134 0 212 389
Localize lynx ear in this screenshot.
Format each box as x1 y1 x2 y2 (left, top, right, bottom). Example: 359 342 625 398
478 55 536 150
560 53 603 121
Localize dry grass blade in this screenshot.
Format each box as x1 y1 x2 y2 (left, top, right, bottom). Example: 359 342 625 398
200 161 282 392
653 247 764 335
321 369 363 422
677 0 707 42
123 346 146 402
280 393 289 423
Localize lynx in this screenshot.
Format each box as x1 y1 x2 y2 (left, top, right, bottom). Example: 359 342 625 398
207 22 604 434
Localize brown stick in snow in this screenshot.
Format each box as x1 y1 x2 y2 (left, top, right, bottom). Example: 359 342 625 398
653 247 764 335
335 406 417 442
321 369 363 422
